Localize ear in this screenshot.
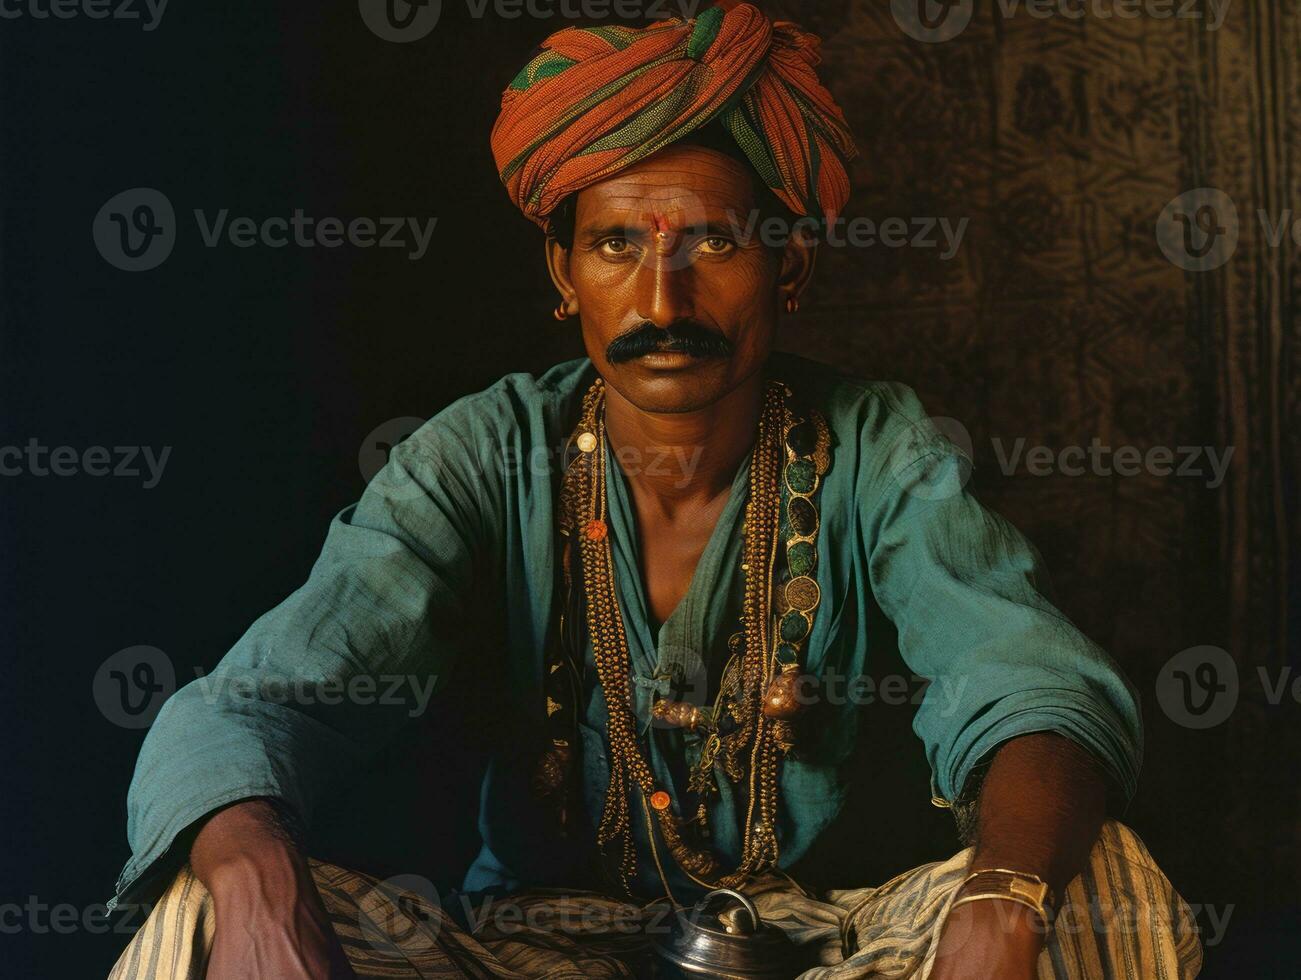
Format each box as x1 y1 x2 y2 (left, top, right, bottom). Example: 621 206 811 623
775 219 818 308
545 238 578 318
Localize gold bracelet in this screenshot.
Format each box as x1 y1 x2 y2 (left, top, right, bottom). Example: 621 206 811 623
948 891 1051 930
952 868 1055 927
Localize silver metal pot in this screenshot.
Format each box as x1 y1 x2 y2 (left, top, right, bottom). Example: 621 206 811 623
652 888 807 979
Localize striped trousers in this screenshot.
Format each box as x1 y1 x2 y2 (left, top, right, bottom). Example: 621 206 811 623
108 820 1203 979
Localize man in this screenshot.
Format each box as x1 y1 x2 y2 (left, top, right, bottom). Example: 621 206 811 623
107 3 1202 977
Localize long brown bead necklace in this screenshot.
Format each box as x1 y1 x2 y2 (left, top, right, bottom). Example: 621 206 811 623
535 373 830 900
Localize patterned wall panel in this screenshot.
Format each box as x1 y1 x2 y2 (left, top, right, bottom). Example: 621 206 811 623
755 0 1298 916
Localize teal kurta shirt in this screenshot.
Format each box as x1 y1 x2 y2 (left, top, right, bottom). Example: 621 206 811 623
111 353 1142 909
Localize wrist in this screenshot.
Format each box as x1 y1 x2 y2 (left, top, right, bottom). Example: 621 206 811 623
944 894 1047 955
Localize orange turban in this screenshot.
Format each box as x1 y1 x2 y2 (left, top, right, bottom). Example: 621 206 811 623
490 1 858 231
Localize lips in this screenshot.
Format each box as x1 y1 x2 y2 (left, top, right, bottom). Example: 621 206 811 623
641 341 729 359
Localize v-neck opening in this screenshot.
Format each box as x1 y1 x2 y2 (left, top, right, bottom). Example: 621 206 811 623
603 432 752 663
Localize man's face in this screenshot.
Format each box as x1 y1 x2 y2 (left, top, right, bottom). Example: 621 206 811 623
551 143 808 414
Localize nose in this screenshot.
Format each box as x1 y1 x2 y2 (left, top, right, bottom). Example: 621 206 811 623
634 233 696 329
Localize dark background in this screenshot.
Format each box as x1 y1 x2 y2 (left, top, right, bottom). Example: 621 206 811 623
1 1 1297 976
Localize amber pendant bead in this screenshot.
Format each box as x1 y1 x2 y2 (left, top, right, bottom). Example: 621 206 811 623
652 698 706 731
761 669 808 721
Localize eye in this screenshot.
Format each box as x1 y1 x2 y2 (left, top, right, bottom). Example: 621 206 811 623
597 237 636 257
697 235 735 255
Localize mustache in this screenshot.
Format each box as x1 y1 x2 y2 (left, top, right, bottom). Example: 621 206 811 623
605 322 733 364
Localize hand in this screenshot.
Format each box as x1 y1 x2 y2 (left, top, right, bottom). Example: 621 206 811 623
928 896 1047 980
192 799 357 980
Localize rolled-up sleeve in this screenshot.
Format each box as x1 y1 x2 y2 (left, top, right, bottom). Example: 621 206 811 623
111 406 501 910
860 396 1142 809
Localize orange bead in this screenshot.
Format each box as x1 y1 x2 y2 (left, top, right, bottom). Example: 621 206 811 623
584 519 608 541
650 790 671 811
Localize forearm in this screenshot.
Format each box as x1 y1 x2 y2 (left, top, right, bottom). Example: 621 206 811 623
190 799 355 979
968 731 1108 898
190 798 319 917
930 733 1109 978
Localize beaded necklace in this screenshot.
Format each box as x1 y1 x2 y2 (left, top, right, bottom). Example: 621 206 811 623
532 374 830 899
